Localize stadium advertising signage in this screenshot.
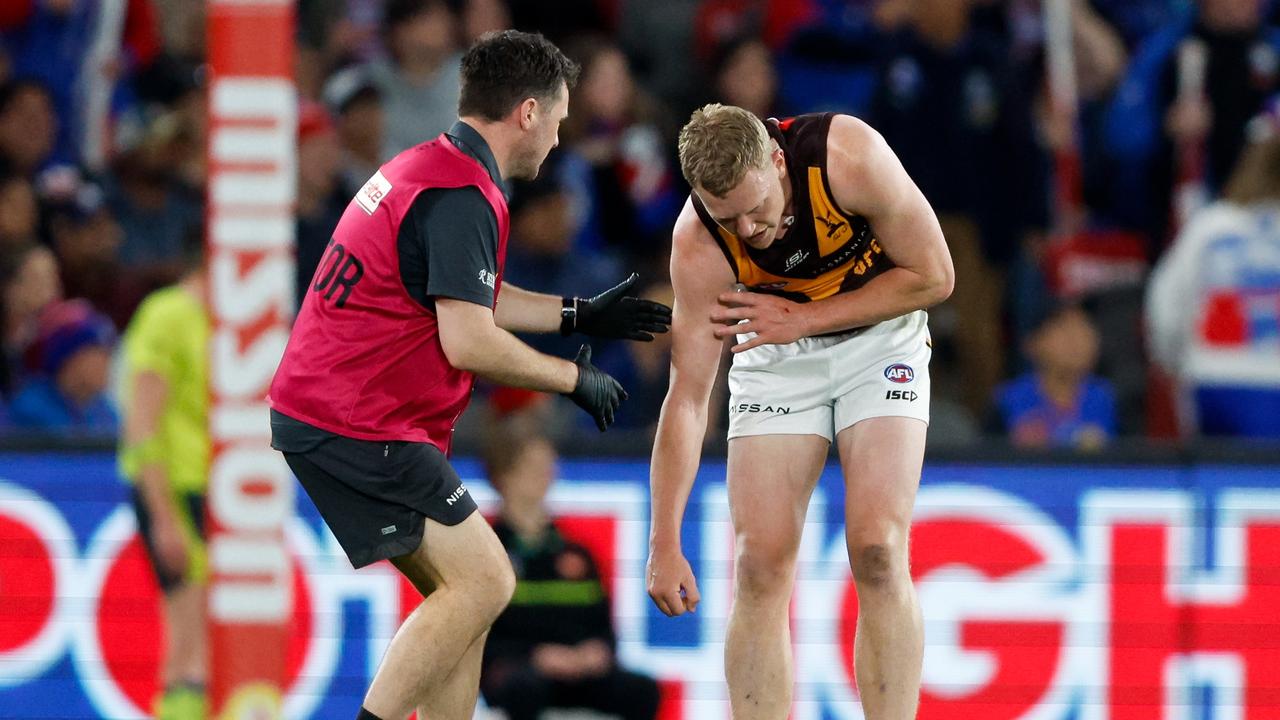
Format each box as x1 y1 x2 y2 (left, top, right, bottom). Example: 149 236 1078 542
207 0 296 716
0 454 1277 719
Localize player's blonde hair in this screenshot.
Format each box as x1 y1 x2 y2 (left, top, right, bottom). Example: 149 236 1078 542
677 103 771 198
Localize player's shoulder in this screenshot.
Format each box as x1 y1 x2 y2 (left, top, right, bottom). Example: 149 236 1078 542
670 197 734 287
671 195 712 247
824 115 895 210
825 114 886 171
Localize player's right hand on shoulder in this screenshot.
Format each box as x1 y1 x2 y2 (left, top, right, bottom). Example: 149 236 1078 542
647 545 701 617
565 344 627 432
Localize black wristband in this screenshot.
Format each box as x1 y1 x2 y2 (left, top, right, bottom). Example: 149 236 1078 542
559 297 578 336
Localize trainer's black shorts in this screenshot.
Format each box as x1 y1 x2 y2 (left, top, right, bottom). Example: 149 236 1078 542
281 433 478 568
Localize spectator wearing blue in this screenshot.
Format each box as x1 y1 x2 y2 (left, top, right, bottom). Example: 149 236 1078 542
9 299 117 433
588 282 676 435
991 302 1116 450
502 153 624 359
561 35 680 269
0 0 155 167
866 0 1047 415
104 106 203 277
1147 99 1280 438
1091 0 1187 51
1104 0 1280 246
42 173 128 327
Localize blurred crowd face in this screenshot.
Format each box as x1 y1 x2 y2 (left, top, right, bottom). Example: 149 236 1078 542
512 191 573 256
1029 306 1100 380
4 246 62 329
0 177 37 244
901 0 972 38
0 86 56 174
580 46 633 124
1200 0 1262 32
58 343 111 406
494 436 558 510
390 3 458 70
44 0 77 15
462 0 510 44
298 130 342 198
338 96 385 165
511 84 569 180
697 149 789 250
716 41 777 119
51 209 123 270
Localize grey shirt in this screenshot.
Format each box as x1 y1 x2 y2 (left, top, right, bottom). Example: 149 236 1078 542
365 54 463 159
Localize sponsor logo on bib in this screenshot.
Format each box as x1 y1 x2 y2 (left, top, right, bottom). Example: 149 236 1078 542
355 170 392 215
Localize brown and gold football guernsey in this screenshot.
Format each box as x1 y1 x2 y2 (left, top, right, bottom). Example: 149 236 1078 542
691 113 893 304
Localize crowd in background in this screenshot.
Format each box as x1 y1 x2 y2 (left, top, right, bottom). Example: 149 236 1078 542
1 0 1279 449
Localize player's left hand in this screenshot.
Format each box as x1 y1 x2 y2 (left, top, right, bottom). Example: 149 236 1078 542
711 290 807 352
570 273 673 341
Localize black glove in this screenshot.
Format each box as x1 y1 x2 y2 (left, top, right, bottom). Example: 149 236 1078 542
565 345 628 432
562 273 673 341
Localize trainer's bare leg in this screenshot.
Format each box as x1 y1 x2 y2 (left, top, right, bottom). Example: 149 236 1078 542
362 511 516 720
415 632 487 720
837 417 926 720
724 433 829 720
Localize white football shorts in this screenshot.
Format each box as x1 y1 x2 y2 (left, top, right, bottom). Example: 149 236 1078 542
726 309 932 441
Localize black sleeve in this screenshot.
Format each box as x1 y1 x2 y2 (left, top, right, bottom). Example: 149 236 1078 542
397 186 500 310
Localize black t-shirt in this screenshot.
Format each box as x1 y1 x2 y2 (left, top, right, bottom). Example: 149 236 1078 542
274 121 507 451
398 185 500 311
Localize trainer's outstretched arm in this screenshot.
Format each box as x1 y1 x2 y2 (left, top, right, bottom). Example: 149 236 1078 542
439 297 577 390
438 298 626 430
647 202 734 616
495 277 673 340
493 284 562 333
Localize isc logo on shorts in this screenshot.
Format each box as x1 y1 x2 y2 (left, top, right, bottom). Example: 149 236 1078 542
884 364 914 383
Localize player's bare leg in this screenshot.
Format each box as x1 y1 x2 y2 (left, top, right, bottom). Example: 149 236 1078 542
837 417 926 720
363 512 516 720
724 433 829 719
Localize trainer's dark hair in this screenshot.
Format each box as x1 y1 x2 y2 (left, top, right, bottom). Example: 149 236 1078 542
458 30 580 122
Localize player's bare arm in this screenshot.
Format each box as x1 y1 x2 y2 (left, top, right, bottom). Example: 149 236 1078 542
437 298 626 430
496 277 673 340
646 200 734 616
711 114 954 351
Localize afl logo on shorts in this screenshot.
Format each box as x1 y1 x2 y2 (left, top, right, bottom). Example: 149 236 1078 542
884 364 914 383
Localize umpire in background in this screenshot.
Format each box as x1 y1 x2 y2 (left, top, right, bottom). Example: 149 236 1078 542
269 30 671 720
